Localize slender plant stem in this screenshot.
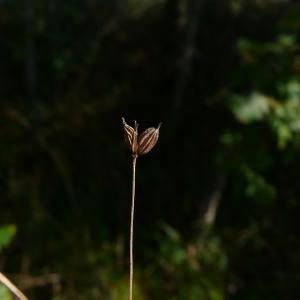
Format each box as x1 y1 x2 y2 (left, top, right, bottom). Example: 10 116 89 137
129 154 137 300
0 272 29 300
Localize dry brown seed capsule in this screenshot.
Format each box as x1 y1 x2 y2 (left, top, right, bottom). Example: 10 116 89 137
122 117 138 154
137 123 161 155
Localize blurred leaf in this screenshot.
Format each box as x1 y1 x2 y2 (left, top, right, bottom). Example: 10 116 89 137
0 225 16 251
271 119 292 149
209 289 225 300
277 34 296 48
0 285 13 300
230 92 271 123
241 165 276 204
159 222 181 243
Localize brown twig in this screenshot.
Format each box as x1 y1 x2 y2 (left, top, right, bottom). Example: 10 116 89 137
129 154 137 300
0 272 29 300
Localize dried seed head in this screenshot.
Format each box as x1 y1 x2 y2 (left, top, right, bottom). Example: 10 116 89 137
122 117 138 154
138 123 161 155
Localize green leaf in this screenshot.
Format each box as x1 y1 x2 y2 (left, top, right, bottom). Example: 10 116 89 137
242 165 276 204
230 92 270 123
0 225 17 251
209 289 225 300
0 285 13 300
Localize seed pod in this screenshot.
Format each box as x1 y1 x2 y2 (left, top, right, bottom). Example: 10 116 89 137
122 117 138 154
138 123 161 155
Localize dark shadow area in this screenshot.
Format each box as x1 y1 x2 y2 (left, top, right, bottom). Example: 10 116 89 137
1 0 300 299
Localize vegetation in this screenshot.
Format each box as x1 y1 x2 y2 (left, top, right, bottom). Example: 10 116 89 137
1 0 300 299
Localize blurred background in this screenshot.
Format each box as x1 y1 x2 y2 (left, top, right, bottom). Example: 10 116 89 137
1 0 300 299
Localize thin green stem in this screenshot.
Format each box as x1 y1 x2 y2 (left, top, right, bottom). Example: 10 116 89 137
129 154 137 300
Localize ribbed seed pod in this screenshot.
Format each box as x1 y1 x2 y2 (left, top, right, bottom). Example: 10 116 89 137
122 118 138 154
137 123 161 155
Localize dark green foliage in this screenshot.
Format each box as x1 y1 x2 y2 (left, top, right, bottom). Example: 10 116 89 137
1 0 300 299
